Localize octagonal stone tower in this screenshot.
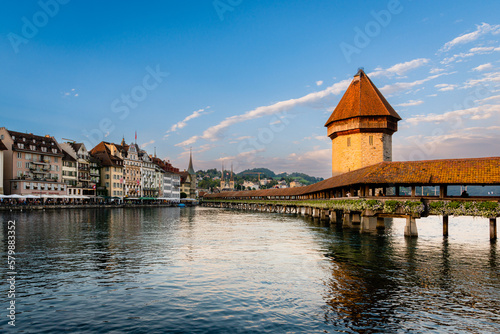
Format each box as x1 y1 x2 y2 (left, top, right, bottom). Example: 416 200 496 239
325 69 402 176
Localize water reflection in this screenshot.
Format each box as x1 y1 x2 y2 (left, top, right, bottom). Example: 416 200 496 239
315 217 500 333
0 208 499 333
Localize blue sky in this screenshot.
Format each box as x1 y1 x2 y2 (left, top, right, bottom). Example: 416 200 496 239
1 0 499 178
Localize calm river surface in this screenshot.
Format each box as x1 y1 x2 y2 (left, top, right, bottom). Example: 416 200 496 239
1 207 499 333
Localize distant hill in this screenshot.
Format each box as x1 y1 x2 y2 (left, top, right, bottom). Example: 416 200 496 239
238 168 323 185
237 168 276 179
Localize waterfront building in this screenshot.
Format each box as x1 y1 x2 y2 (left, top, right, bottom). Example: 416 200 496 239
172 172 181 200
60 146 78 195
0 127 66 195
325 69 402 176
152 156 181 201
71 143 95 195
180 150 197 198
89 156 101 195
60 142 97 196
154 160 164 198
89 142 124 198
115 140 142 198
0 139 6 194
139 150 157 197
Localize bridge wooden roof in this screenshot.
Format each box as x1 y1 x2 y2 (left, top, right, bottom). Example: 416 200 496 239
204 157 500 199
324 69 401 127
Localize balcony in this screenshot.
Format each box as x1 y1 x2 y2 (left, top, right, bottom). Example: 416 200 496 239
29 163 50 171
31 159 50 165
32 169 50 175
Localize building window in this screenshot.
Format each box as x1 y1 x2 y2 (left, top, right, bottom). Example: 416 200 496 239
54 157 58 163
25 162 30 168
347 137 351 147
369 136 373 146
26 153 31 160
41 147 47 152
17 152 22 159
17 161 22 168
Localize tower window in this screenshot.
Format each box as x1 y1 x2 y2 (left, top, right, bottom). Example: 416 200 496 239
347 137 351 147
369 136 373 145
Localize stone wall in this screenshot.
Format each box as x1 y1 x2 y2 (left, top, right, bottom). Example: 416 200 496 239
332 132 392 176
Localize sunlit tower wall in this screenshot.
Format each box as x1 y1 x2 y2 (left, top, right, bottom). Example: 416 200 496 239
325 69 402 176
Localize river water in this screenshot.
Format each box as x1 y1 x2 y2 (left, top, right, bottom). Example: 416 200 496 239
1 207 499 333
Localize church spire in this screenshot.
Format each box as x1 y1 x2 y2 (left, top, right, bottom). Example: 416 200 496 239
187 147 195 175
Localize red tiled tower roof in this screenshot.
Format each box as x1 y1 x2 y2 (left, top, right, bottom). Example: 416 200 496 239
325 69 401 127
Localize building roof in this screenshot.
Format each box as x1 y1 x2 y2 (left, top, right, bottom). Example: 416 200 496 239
89 142 123 167
178 171 190 183
0 139 7 151
7 130 63 156
69 142 83 153
62 149 77 162
325 69 401 127
205 157 500 199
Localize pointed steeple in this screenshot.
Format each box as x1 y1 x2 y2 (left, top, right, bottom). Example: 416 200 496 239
230 163 233 181
121 136 126 146
187 147 195 175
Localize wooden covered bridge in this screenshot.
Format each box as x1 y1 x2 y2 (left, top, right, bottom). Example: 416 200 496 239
203 70 500 240
202 157 500 240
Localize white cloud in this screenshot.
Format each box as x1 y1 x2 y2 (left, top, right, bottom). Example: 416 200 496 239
379 74 445 95
405 103 500 125
477 94 500 103
463 71 500 88
394 126 500 161
167 107 211 134
316 80 323 86
439 23 500 52
269 120 281 125
430 68 445 74
441 46 500 64
61 88 79 98
236 136 252 141
369 58 430 78
141 140 155 148
435 83 457 91
472 63 493 71
177 78 352 146
396 100 424 107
